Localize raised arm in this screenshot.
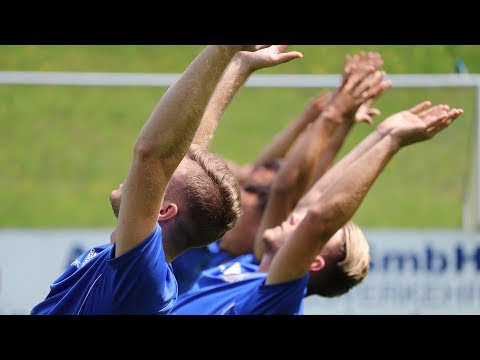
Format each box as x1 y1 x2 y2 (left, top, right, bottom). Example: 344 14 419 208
251 91 333 169
309 52 387 183
294 100 432 211
253 57 390 260
192 45 303 148
114 45 243 257
266 103 463 284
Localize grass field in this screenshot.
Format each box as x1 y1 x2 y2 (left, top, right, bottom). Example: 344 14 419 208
0 45 478 228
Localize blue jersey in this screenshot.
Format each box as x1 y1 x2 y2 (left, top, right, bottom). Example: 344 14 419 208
171 240 238 295
31 224 178 315
171 254 308 315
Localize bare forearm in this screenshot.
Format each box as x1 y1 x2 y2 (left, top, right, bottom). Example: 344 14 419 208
253 113 339 260
308 134 400 238
253 108 318 167
137 46 239 166
296 127 386 211
266 134 399 284
193 55 251 147
309 119 355 188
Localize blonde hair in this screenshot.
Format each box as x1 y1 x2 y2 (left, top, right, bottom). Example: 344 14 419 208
308 220 370 297
338 220 370 282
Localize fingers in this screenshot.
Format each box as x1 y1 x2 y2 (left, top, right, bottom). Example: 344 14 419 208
266 46 303 63
447 109 463 125
272 45 289 53
358 78 392 104
425 107 463 136
418 104 449 119
356 107 381 125
352 70 384 97
366 51 383 68
352 70 391 99
344 51 383 76
409 101 432 114
343 64 376 93
368 108 381 117
276 51 303 63
359 115 373 125
253 45 270 51
343 54 353 75
444 108 464 125
425 111 450 136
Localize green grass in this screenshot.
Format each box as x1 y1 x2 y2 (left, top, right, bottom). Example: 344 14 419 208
0 45 478 227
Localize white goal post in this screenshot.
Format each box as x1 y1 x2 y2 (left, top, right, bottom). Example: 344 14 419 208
1 71 479 230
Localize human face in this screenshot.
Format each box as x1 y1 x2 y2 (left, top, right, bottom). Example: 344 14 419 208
220 184 264 253
109 158 190 219
262 214 346 265
220 163 277 253
248 166 277 186
261 213 302 254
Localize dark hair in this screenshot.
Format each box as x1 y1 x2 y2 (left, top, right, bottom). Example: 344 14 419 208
241 158 282 212
260 158 283 172
243 182 271 212
166 144 242 248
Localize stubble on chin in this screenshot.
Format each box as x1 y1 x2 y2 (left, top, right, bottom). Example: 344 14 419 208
109 190 121 218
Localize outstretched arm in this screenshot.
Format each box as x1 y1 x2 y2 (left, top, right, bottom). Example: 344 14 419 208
309 52 387 184
193 45 303 148
251 91 333 169
294 101 432 211
115 46 243 257
253 55 390 260
266 103 463 284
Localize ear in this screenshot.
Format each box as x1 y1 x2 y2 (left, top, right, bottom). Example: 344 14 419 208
310 255 326 272
158 201 178 222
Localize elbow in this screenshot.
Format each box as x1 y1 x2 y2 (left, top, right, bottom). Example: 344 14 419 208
133 139 157 160
306 201 346 237
272 168 304 194
133 135 179 161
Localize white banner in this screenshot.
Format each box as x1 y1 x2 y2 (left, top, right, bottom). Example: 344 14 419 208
1 228 480 314
305 228 480 314
0 229 110 315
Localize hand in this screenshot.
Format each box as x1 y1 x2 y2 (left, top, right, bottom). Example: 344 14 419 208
236 45 303 72
302 91 334 120
339 51 390 124
354 98 381 125
343 51 383 78
239 45 270 52
379 101 464 147
328 63 391 121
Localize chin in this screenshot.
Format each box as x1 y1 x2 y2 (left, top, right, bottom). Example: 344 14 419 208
109 193 121 218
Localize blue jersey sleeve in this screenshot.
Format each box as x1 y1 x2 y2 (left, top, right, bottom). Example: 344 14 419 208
88 224 177 314
229 274 309 315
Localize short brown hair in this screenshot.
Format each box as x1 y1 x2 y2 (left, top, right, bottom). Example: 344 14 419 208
308 221 370 297
166 144 242 248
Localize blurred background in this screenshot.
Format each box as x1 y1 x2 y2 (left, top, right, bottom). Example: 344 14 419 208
1 45 479 314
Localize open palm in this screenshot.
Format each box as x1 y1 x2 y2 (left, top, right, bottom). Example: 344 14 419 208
239 45 303 71
378 101 463 147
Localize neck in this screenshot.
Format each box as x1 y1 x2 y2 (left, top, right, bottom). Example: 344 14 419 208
110 230 116 245
219 237 252 257
162 221 189 263
111 222 189 263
